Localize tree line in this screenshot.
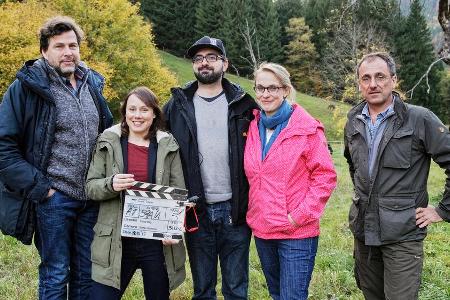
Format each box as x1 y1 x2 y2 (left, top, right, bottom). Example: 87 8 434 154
0 0 448 122
140 0 449 123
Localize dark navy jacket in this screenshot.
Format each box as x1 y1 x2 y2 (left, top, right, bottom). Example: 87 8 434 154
0 59 113 245
163 78 258 225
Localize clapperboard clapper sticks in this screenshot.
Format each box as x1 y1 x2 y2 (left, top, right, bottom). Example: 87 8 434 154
120 181 190 241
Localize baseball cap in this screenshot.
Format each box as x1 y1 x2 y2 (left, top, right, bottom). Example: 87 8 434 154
187 36 226 58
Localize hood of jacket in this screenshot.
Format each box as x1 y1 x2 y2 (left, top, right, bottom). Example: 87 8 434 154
15 58 104 103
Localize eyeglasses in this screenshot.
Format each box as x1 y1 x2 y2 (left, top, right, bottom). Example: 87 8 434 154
192 54 224 64
359 74 392 86
253 85 284 95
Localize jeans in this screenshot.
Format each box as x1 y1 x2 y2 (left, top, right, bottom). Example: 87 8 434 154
34 191 99 300
254 236 318 300
89 238 169 300
185 200 251 300
353 238 423 300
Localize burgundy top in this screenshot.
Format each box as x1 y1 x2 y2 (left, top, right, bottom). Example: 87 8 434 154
127 142 149 182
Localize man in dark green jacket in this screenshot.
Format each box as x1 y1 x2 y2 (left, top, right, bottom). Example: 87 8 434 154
344 52 450 300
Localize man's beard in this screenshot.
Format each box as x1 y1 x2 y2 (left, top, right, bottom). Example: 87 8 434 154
194 67 223 84
54 64 77 78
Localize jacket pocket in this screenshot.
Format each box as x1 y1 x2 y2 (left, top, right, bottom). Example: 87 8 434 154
378 197 416 242
91 223 113 267
383 129 413 168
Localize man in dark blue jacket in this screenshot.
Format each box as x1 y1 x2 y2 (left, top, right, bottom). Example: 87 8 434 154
164 36 258 299
0 16 112 300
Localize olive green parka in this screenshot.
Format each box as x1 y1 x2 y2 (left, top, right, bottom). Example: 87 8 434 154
86 124 186 290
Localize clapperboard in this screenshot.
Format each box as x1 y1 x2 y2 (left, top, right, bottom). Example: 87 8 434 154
121 181 189 241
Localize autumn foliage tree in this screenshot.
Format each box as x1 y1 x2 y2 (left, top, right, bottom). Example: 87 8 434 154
0 0 176 115
284 18 320 95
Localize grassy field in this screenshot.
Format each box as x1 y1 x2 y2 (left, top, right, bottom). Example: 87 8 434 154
0 51 448 299
0 150 448 300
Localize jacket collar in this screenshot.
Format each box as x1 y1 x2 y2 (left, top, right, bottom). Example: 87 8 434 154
100 124 176 148
171 77 247 105
349 91 406 122
16 58 104 103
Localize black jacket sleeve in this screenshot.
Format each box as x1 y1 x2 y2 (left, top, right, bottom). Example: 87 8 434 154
0 80 51 204
163 98 173 132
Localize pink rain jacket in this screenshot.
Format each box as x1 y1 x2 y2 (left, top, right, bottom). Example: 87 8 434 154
244 104 337 239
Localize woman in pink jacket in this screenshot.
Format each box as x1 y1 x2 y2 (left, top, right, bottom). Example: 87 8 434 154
244 62 337 300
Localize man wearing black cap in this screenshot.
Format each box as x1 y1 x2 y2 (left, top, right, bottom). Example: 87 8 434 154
164 36 258 299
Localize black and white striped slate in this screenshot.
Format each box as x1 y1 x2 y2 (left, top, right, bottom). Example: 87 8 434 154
130 181 188 196
152 233 183 240
125 189 187 202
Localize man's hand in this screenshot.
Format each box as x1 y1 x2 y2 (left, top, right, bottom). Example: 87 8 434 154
416 205 443 228
112 174 135 191
47 188 56 198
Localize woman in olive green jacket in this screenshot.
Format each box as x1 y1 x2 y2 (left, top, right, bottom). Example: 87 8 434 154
86 87 186 299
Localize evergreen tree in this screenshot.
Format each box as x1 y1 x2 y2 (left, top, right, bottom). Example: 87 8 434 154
284 17 320 94
354 0 402 51
437 70 450 124
140 0 198 56
396 0 443 116
194 0 224 39
220 0 254 75
252 0 283 63
303 0 343 59
275 0 304 56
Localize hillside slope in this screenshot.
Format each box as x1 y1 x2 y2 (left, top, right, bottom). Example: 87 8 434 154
158 50 350 141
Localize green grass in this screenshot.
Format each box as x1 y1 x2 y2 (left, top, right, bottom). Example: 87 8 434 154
0 52 448 299
1 153 448 300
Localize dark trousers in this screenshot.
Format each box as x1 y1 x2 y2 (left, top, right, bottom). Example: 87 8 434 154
185 200 251 300
89 238 169 300
353 238 423 300
35 191 99 300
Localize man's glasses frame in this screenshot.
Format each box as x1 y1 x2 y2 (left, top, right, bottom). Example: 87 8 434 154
192 54 224 64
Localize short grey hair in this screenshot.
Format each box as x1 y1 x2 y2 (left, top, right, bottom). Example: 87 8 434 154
356 52 396 78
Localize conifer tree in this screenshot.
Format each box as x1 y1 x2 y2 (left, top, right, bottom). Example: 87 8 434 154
194 0 224 39
252 0 282 63
303 0 343 59
396 0 443 116
275 0 304 50
140 0 198 56
220 0 254 74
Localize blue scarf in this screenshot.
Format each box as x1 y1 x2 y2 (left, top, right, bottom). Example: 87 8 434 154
258 100 293 160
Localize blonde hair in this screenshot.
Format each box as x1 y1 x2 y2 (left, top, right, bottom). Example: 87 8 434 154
254 62 296 103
